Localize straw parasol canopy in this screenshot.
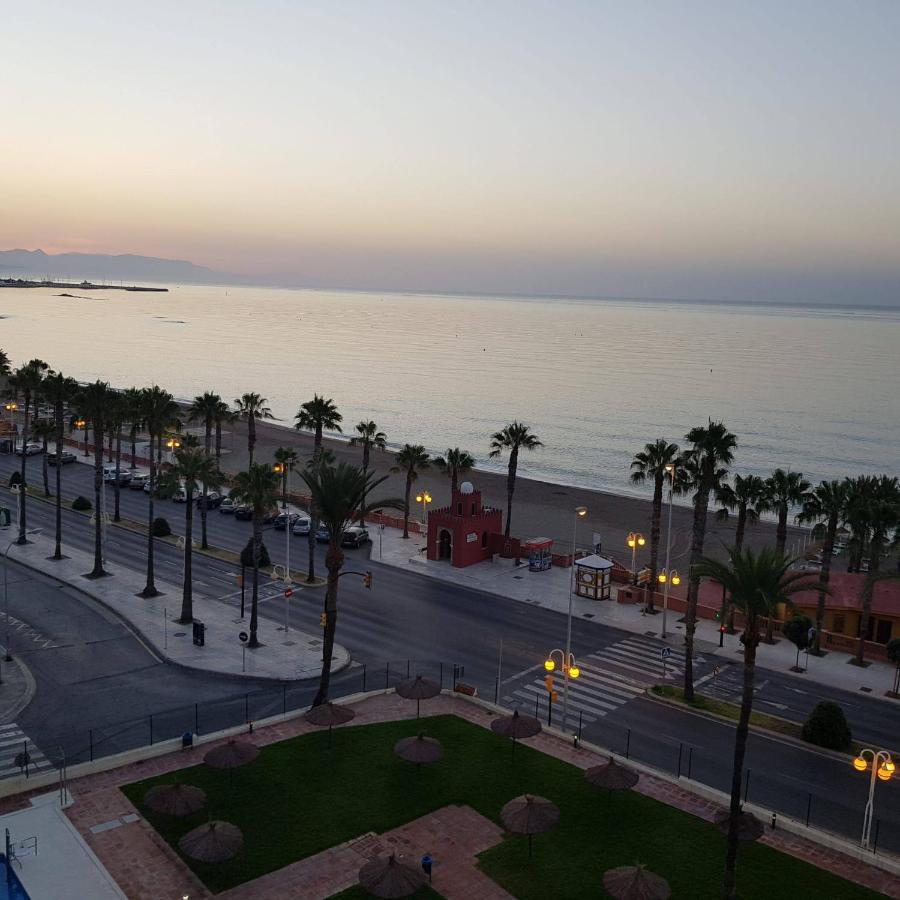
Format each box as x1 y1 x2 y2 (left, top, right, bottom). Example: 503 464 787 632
358 852 426 898
143 783 207 818
203 739 260 770
304 702 356 747
500 793 560 858
395 675 441 717
603 864 671 900
394 733 444 765
491 710 542 755
714 809 765 842
178 820 244 863
584 758 640 794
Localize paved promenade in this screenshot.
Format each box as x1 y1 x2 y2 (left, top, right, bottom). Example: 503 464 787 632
6 533 349 682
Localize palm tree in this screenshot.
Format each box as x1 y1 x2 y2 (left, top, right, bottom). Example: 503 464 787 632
31 419 56 497
104 392 128 522
844 475 875 574
42 371 78 560
190 391 225 549
716 473 767 632
694 548 824 900
681 420 737 701
0 349 9 377
852 476 900 665
799 480 848 654
273 446 299 508
11 358 49 544
233 392 273 465
349 420 387 525
229 463 280 648
392 445 431 539
295 395 343 582
161 446 222 624
140 386 180 598
630 439 680 608
121 387 144 468
763 468 811 556
489 422 543 537
213 398 233 463
300 461 402 705
75 380 114 578
434 447 476 498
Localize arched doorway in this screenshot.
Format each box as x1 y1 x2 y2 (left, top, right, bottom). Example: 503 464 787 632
438 529 452 561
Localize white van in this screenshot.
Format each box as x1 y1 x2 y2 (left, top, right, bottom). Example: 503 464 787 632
102 465 131 485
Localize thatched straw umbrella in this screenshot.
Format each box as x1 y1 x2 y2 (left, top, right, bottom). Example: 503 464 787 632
490 709 542 755
203 739 260 770
178 820 244 863
143 783 207 818
304 702 356 747
603 863 671 900
500 793 560 858
395 675 441 718
714 809 764 841
584 758 639 798
358 852 426 898
394 733 444 769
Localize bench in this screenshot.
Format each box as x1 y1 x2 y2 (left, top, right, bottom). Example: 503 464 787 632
453 682 477 697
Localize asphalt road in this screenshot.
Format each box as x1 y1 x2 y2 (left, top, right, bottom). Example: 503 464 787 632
3 451 900 852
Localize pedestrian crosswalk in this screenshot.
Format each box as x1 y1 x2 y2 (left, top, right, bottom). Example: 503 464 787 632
502 636 688 727
0 724 54 780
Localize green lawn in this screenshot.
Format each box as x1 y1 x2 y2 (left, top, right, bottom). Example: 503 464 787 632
328 886 441 899
120 715 881 898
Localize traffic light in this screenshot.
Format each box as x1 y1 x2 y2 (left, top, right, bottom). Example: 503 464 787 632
544 673 554 694
363 571 373 590
320 612 327 627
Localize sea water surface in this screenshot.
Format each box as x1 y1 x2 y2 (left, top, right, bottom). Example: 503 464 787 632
1 285 898 495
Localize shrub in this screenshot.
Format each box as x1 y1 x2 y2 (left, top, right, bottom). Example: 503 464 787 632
801 700 852 751
241 537 270 568
152 517 171 537
782 614 814 669
72 495 92 511
8 471 22 488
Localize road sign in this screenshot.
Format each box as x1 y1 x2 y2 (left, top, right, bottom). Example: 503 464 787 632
238 631 248 643
661 647 672 659
284 588 293 598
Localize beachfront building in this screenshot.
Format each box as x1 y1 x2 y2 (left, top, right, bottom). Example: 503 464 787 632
573 554 614 601
426 482 502 567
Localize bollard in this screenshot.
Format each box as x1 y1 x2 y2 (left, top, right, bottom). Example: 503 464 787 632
149 715 154 746
771 812 777 830
244 694 249 723
362 663 367 693
421 854 433 882
494 676 499 705
534 694 539 718
677 743 683 778
283 684 287 716
687 747 693 780
625 728 631 759
385 662 390 689
805 793 812 827
195 703 199 734
578 710 583 739
743 769 751 804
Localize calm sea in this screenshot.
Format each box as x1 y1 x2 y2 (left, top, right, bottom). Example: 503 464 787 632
2 284 898 495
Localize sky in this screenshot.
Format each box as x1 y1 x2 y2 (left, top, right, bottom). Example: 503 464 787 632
3 0 899 304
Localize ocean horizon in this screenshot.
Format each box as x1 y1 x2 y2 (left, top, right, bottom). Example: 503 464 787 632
2 283 898 497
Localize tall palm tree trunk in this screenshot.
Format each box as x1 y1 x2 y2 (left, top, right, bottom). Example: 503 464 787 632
307 432 322 583
90 424 106 577
179 497 195 623
16 397 29 545
504 450 518 537
129 427 138 468
53 405 64 559
402 471 413 539
200 421 211 550
359 445 370 526
106 429 113 463
813 515 837 655
725 507 749 634
722 633 758 898
41 435 51 496
249 514 261 647
313 543 343 706
248 412 256 465
215 420 222 462
683 488 711 702
855 543 882 665
775 511 787 556
113 433 122 522
142 433 159 597
647 472 663 611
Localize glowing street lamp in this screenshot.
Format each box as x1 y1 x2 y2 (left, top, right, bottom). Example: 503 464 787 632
544 647 580 726
560 506 589 733
660 463 676 637
852 748 894 848
415 492 432 525
74 418 88 456
627 531 646 585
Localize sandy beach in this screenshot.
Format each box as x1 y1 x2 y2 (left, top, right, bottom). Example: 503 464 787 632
214 415 802 570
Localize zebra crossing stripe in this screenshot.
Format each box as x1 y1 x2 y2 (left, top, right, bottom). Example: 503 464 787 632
598 644 683 669
0 724 53 780
508 689 602 722
517 681 620 713
619 637 685 658
576 668 644 699
592 647 683 677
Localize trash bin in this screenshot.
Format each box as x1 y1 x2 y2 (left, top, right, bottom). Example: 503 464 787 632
192 621 205 647
182 731 193 749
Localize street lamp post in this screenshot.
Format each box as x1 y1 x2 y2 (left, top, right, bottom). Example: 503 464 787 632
74 418 88 456
273 462 290 582
544 648 580 728
853 748 895 848
415 492 432 527
657 568 681 640
562 506 589 733
165 436 181 463
627 531 646 585
660 463 676 638
4 402 17 452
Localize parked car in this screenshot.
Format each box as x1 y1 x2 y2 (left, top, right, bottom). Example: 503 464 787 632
48 450 77 466
103 466 132 485
197 489 223 509
219 496 236 514
15 443 42 456
291 515 312 536
174 484 203 503
234 505 252 520
274 512 300 531
315 524 332 543
341 526 370 549
129 472 150 490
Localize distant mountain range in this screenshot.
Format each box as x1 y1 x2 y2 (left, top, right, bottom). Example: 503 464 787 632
0 248 231 284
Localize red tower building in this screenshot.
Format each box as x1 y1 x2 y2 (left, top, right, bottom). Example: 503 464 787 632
426 482 503 568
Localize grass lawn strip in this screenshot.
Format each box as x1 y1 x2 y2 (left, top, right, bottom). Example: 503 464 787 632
328 886 442 899
120 715 881 899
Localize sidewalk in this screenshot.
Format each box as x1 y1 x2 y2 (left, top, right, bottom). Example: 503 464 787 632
7 534 349 682
373 527 900 699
